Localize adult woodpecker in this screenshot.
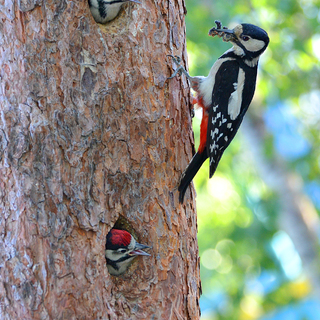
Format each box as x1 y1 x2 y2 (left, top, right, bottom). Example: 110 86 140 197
88 0 140 24
169 21 269 203
105 229 151 275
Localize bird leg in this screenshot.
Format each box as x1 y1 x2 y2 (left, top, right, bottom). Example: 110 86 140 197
167 55 193 80
167 55 202 92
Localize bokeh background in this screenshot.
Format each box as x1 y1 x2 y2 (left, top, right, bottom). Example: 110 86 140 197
184 0 320 319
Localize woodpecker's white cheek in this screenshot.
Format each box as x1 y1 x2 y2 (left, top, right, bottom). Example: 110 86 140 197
242 39 266 52
106 249 118 261
228 68 245 120
107 3 125 21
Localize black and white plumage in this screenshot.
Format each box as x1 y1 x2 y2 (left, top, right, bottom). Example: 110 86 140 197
88 0 140 24
205 47 259 177
106 229 151 275
169 21 269 203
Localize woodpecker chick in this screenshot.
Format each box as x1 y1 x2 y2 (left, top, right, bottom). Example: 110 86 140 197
106 229 151 276
168 20 269 203
88 0 141 24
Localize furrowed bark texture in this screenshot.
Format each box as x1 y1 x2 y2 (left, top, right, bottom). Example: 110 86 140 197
0 0 200 319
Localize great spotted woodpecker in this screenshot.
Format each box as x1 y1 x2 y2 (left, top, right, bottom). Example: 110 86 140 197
105 229 151 275
169 21 269 203
88 0 140 24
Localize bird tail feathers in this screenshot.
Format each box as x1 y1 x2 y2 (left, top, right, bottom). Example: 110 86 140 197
178 150 208 203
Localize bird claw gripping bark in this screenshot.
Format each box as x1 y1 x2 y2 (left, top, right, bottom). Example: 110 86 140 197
167 55 196 118
167 55 192 80
190 107 195 118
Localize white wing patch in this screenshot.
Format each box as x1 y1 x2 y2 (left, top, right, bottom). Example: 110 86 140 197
228 68 245 120
198 58 235 108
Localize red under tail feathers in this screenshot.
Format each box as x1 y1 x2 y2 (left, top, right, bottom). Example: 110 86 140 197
193 96 208 154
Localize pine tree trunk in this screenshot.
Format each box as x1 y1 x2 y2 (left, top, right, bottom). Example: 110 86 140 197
0 0 200 319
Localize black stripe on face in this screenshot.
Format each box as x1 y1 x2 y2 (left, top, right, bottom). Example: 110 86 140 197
103 0 127 4
98 1 127 19
106 255 133 270
97 0 139 21
98 0 107 19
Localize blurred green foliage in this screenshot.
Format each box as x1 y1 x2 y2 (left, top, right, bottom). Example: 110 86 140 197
184 0 320 319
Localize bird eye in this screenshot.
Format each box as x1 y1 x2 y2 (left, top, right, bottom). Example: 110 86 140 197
242 35 250 41
118 249 127 254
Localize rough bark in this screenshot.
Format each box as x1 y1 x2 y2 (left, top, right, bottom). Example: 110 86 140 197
0 0 201 319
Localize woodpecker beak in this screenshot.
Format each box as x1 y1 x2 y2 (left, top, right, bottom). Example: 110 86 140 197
208 27 235 42
128 0 141 3
130 243 151 256
208 20 237 42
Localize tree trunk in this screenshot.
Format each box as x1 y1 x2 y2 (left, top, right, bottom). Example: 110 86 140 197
0 0 201 319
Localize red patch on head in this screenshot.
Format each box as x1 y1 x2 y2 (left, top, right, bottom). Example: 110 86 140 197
109 229 132 247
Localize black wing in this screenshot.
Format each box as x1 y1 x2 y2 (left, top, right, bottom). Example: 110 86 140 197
207 59 256 177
